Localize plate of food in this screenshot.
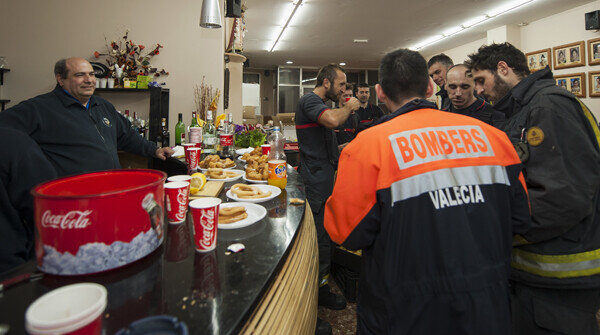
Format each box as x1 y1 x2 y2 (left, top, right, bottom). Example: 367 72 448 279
235 147 255 156
218 202 267 229
205 169 244 182
199 155 236 170
243 174 267 184
226 184 281 203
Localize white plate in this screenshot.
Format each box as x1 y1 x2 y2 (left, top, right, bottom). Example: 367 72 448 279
235 147 254 155
205 169 244 182
238 157 247 163
226 184 281 203
243 174 267 184
200 165 235 172
218 202 267 229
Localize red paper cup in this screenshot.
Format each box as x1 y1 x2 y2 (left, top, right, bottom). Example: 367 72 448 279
26 283 107 335
164 181 190 224
167 175 192 183
345 97 351 102
185 147 201 171
261 144 271 156
189 198 221 252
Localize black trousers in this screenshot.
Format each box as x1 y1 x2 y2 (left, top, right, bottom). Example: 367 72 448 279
313 203 333 286
511 281 600 335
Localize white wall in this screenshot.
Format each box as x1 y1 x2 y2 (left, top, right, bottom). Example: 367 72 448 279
430 2 600 118
0 0 225 145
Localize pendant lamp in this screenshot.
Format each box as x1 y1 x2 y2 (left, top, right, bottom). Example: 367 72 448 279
200 0 222 28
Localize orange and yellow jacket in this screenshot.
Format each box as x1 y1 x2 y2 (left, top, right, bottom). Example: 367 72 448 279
324 102 530 334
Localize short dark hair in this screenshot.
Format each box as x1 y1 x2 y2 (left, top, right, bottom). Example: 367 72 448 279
345 83 354 92
354 82 369 95
465 42 530 78
316 64 345 87
379 48 429 103
54 59 69 79
427 54 454 69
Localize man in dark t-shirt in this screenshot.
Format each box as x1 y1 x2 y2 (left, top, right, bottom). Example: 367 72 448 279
355 83 384 132
444 64 505 128
428 54 454 110
334 87 359 147
296 64 360 320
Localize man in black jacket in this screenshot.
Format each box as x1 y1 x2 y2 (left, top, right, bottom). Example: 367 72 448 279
0 128 57 273
0 57 173 177
444 64 505 128
467 42 600 335
428 53 454 110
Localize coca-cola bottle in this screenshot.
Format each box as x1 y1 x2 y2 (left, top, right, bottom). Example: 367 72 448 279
219 113 234 158
142 193 164 242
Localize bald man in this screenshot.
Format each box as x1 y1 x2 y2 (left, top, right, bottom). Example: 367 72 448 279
0 57 173 177
444 64 505 128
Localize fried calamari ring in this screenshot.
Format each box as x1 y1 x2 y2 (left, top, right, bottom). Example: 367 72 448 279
220 206 246 216
219 212 248 224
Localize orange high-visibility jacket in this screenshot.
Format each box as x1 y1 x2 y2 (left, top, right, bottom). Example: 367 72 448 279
325 106 530 334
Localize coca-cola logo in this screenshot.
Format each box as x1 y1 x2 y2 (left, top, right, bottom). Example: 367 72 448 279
175 188 188 221
198 209 216 249
220 134 233 146
41 210 93 229
188 149 199 168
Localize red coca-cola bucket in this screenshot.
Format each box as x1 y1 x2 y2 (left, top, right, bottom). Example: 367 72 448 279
31 169 167 276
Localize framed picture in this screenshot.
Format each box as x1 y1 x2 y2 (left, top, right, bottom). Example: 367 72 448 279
555 73 586 98
553 41 585 69
589 71 600 97
588 38 600 65
526 48 552 72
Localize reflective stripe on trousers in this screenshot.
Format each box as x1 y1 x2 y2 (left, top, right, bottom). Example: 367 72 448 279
512 247 600 278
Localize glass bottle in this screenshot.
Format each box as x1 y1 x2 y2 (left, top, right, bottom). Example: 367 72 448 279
202 111 217 154
219 113 234 158
161 118 170 148
189 111 202 146
175 113 186 145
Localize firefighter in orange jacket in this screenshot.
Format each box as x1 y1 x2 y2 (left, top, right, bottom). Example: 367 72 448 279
324 49 531 334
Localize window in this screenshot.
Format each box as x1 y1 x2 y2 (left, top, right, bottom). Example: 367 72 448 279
243 73 260 84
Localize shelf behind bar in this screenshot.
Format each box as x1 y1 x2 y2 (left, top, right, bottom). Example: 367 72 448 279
95 87 169 93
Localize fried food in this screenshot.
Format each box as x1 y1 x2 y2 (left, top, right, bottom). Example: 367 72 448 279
200 155 236 169
231 183 272 199
245 160 269 181
289 198 305 205
219 206 248 224
206 168 240 179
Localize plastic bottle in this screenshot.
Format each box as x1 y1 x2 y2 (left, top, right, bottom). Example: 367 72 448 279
267 126 287 189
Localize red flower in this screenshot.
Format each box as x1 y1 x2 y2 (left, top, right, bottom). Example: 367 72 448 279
94 51 100 58
139 45 145 50
129 51 135 56
155 50 160 55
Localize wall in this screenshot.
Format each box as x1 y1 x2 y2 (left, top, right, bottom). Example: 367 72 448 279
0 0 225 145
431 2 600 118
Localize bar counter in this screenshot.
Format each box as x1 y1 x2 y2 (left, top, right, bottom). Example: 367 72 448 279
0 165 318 334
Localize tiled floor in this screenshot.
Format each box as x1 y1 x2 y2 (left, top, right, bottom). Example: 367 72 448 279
317 279 357 335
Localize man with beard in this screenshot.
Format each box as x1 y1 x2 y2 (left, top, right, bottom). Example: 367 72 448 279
295 63 360 334
444 64 505 128
355 83 384 131
428 53 454 110
467 42 600 335
334 86 360 148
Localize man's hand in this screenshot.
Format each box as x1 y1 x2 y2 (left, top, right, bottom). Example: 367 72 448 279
345 98 361 112
155 147 174 160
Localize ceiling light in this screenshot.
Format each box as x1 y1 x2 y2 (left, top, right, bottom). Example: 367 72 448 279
413 35 444 50
269 0 304 52
339 62 346 66
286 61 293 64
442 26 463 37
353 39 369 43
200 0 222 29
487 0 534 17
461 15 488 28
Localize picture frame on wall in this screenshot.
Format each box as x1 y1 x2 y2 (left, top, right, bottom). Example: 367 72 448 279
588 38 600 65
589 71 600 97
525 49 552 72
553 41 586 70
555 73 586 98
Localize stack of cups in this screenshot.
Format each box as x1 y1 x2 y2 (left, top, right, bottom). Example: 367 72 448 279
261 144 271 156
189 198 221 252
25 283 107 335
164 181 190 224
183 143 201 172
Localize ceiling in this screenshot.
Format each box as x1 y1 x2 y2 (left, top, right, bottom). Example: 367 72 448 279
242 0 594 69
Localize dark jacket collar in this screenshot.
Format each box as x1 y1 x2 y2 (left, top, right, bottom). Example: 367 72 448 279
52 84 99 109
371 99 437 127
448 97 486 115
493 66 555 118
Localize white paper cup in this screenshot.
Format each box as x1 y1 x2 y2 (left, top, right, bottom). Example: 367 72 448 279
107 78 114 89
167 175 192 183
99 78 107 88
25 283 107 335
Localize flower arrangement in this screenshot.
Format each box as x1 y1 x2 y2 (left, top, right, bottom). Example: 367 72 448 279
93 30 169 79
193 77 221 122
